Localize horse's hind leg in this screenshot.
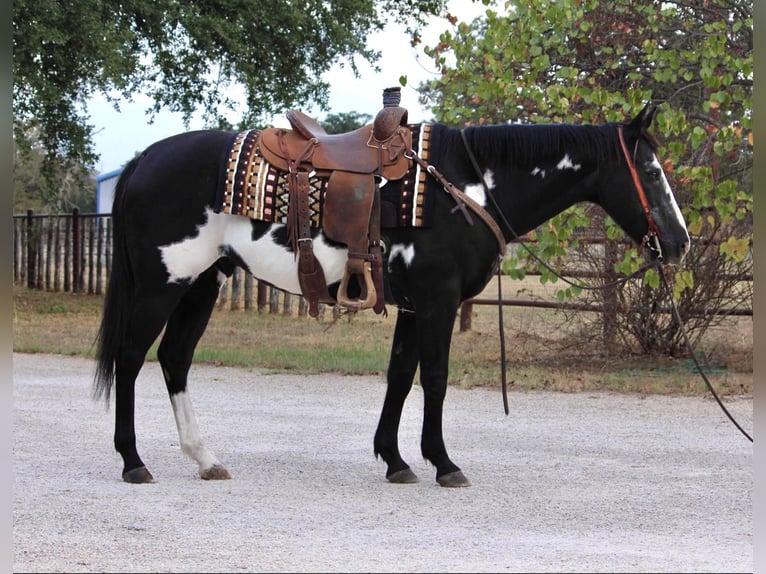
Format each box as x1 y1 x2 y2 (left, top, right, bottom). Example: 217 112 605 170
157 266 231 480
116 291 183 483
374 309 420 483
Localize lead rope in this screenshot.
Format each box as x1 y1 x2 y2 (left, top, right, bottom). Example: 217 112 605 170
660 271 753 442
496 265 509 414
407 143 508 411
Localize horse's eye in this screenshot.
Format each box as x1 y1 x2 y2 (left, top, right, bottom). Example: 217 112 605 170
645 168 662 182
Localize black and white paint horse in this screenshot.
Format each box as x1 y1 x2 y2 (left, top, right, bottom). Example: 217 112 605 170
94 105 689 487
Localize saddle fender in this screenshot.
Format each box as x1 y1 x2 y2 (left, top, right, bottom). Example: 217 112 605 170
324 171 378 311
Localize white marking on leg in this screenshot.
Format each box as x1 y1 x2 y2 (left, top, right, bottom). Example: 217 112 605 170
556 153 581 171
388 243 415 269
531 167 546 178
170 391 222 476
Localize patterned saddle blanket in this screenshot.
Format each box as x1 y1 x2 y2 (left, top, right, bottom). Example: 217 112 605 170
213 123 436 229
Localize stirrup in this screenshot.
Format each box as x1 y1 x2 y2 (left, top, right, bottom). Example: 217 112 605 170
337 262 377 311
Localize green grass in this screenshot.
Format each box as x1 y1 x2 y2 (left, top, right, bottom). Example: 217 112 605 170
13 286 752 396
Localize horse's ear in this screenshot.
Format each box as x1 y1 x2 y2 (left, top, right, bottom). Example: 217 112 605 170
628 103 657 133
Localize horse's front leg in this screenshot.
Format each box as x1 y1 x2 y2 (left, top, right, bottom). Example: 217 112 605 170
417 296 470 487
374 309 420 483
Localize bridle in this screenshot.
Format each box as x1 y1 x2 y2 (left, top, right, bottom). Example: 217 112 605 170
616 125 663 262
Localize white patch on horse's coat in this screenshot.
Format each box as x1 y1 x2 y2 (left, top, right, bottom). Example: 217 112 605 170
463 169 495 206
530 167 546 178
170 391 222 474
652 155 688 242
389 243 415 268
159 208 348 294
556 154 581 171
160 210 228 284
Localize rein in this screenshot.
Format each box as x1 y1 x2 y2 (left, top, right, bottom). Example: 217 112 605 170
406 144 508 412
456 127 656 414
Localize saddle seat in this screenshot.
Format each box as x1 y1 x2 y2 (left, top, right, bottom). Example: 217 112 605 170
258 109 411 179
253 93 412 318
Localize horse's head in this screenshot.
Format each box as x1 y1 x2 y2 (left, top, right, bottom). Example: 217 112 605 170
598 105 690 265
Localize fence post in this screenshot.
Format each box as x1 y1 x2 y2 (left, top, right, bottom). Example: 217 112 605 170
230 268 241 310
602 234 618 348
282 292 293 315
95 217 104 294
54 218 62 291
217 279 229 309
87 217 96 294
257 281 268 312
459 302 473 332
26 209 36 289
269 285 280 314
45 221 54 290
72 208 81 292
244 274 253 310
105 219 112 287
63 217 71 291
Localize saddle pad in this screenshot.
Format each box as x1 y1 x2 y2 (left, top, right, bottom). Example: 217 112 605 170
213 124 436 229
379 123 434 228
214 129 327 227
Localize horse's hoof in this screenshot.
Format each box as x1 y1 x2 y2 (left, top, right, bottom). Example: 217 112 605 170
387 468 419 484
200 464 231 480
122 466 154 484
437 470 471 487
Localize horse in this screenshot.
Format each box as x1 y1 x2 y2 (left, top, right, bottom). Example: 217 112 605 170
93 104 690 487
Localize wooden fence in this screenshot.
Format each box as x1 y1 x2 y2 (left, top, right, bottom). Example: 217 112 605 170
13 210 752 329
14 209 110 295
12 209 319 316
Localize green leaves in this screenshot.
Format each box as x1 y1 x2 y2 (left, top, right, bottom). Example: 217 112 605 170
719 237 751 263
13 0 448 186
418 0 751 354
671 269 694 300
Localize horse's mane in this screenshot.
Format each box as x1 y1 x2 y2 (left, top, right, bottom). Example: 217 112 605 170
456 121 654 168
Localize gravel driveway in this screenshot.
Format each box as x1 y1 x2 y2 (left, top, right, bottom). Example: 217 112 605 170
13 352 753 572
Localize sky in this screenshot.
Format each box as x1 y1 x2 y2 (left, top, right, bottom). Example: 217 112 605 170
89 1 491 174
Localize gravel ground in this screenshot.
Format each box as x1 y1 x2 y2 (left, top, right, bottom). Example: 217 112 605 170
13 352 753 573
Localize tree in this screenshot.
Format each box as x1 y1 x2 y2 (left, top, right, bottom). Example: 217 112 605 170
13 0 447 197
320 111 373 134
418 0 752 358
13 126 96 213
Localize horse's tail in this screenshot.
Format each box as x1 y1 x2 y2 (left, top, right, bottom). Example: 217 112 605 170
92 155 141 404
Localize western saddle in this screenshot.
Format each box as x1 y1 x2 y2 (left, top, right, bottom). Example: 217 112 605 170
255 87 412 317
